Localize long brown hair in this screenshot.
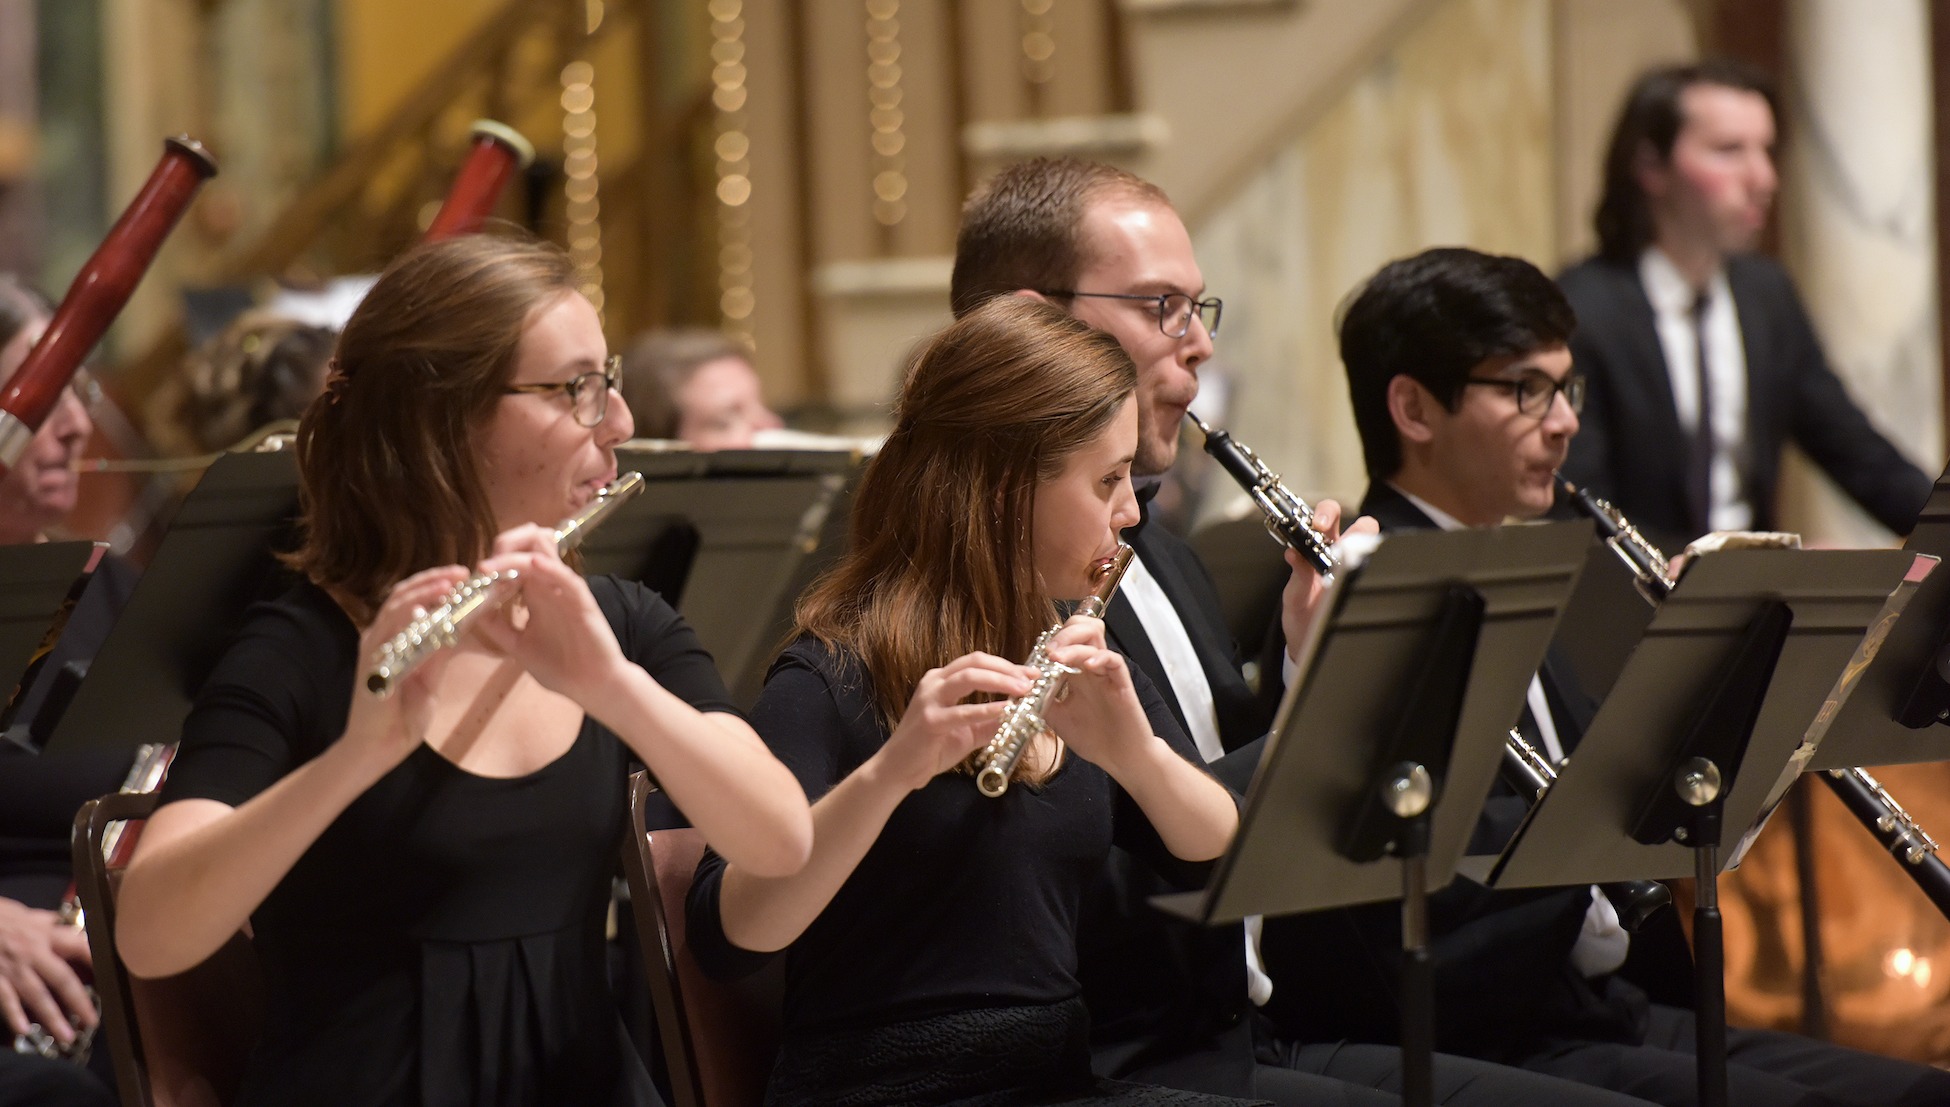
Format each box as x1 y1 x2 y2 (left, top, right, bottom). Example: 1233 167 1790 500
795 296 1137 733
1593 58 1779 262
282 234 578 623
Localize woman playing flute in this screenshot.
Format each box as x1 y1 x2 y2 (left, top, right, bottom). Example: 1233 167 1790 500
116 233 812 1106
688 297 1275 1106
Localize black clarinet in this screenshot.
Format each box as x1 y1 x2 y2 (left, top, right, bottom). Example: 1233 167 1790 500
1556 474 1950 920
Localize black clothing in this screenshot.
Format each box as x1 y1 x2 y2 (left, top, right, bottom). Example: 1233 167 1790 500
0 1051 116 1107
1266 483 1950 1107
0 554 137 907
1558 253 1933 547
687 636 1260 1107
1087 502 1649 1106
159 576 735 1107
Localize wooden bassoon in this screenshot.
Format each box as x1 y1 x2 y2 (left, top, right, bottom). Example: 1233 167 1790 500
0 136 217 474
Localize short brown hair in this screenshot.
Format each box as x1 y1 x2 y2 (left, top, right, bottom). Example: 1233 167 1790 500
283 234 578 623
0 275 51 357
618 328 752 439
795 297 1136 781
950 157 1170 317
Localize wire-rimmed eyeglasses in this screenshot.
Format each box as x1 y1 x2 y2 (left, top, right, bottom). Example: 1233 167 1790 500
503 354 623 428
1042 290 1222 339
1461 369 1586 417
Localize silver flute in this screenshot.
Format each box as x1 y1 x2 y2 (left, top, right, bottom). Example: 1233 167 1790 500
365 471 646 696
976 544 1136 797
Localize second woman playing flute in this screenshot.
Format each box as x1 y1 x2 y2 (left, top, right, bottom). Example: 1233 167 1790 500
113 233 812 1107
688 297 1277 1106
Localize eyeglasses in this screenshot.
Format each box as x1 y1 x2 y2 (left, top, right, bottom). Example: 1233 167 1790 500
1461 369 1586 417
1042 290 1222 339
503 355 622 428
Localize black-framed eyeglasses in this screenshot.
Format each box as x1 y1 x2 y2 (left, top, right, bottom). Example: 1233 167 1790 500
1462 370 1586 417
1042 290 1222 339
503 354 622 428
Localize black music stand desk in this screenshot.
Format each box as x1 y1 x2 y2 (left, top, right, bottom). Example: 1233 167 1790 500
1469 546 1921 1107
1806 463 1950 768
1156 520 1592 1107
0 540 108 744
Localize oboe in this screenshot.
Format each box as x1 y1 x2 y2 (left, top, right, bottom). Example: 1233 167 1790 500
1184 412 1336 581
365 472 645 696
976 544 1135 797
1555 473 1950 920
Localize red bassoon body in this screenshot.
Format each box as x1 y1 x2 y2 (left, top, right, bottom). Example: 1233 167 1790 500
421 120 536 243
0 136 217 474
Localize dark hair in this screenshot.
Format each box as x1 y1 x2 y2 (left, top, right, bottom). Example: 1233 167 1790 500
147 312 338 455
950 157 1171 318
618 328 752 440
283 234 579 623
0 276 52 358
1339 247 1575 480
1593 58 1780 262
795 297 1136 769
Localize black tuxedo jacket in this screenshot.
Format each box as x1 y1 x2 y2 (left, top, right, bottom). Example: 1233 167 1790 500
1558 253 1931 546
1080 495 1277 1092
1255 484 1645 1062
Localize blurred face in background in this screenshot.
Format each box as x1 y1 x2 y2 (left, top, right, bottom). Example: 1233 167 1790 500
675 355 783 451
0 319 94 544
1642 82 1778 260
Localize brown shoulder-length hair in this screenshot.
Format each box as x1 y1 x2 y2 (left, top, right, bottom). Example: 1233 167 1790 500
1593 58 1779 262
795 295 1137 735
282 234 579 623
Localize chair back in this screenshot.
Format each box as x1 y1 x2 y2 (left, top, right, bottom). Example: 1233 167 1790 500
73 791 262 1107
620 772 781 1107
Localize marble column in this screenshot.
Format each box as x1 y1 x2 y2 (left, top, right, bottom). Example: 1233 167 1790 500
1778 0 1942 545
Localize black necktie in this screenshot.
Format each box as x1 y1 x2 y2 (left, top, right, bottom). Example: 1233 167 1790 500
1687 291 1714 534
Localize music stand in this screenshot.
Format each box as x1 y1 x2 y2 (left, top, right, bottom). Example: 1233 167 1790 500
44 451 301 755
0 540 107 744
1474 546 1921 1107
1802 467 1950 767
1155 520 1593 1107
585 447 860 706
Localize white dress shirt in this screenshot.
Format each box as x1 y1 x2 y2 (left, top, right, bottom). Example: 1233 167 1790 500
1120 539 1276 1005
1640 248 1752 532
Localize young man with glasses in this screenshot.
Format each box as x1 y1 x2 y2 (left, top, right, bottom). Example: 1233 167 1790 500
1279 244 1950 1107
950 160 1660 1107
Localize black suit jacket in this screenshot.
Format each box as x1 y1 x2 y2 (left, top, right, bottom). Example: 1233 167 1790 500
1558 253 1931 546
1080 495 1277 1093
1255 484 1644 1062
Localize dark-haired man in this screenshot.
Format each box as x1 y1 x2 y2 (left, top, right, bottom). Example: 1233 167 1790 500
951 158 1659 1107
1303 243 1950 1107
1560 59 1931 548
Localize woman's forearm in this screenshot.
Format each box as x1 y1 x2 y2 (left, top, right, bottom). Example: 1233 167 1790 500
1103 736 1239 862
115 739 388 978
586 665 813 878
714 754 908 953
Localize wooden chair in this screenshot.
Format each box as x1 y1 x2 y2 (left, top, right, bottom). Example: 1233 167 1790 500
619 772 781 1107
72 791 262 1107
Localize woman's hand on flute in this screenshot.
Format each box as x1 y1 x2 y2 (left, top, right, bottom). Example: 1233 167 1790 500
873 654 1027 793
1042 616 1152 776
473 523 627 708
342 565 471 771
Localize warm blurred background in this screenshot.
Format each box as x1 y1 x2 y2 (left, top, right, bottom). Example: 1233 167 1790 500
8 0 1950 1064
